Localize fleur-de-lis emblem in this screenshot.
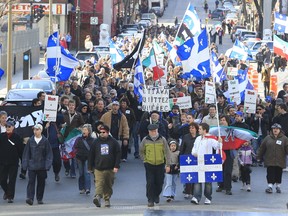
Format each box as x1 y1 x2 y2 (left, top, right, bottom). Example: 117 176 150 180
184 44 191 53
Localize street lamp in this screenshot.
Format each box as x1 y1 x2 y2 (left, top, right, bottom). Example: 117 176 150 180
76 5 80 51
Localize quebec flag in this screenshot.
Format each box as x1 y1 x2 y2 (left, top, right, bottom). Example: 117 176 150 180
176 28 210 80
46 32 79 81
110 40 125 65
180 154 223 183
229 39 253 61
274 12 288 33
133 59 145 103
211 51 227 82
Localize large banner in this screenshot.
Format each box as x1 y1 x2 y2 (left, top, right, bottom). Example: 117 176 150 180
142 86 170 112
244 89 257 113
170 96 192 109
0 106 43 138
180 154 223 183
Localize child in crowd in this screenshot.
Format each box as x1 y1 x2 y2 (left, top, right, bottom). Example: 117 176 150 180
163 140 180 202
238 141 256 192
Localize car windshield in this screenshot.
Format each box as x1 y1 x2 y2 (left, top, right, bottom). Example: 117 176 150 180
76 53 99 61
16 81 52 91
7 90 39 100
245 41 255 49
94 47 109 52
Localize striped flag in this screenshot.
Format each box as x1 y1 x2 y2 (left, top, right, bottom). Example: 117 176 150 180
134 59 145 103
274 34 288 59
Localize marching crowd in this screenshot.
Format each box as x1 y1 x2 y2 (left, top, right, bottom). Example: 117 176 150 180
1 21 288 209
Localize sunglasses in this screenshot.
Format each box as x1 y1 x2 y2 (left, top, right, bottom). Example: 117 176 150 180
5 125 12 128
99 131 106 134
256 108 262 110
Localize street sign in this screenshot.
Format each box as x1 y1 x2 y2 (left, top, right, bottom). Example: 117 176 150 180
90 17 98 25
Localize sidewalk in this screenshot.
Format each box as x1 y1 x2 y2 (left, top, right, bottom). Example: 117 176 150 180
0 57 45 98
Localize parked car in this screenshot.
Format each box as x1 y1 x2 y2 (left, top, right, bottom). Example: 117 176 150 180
93 46 110 58
149 6 164 17
1 88 43 106
245 40 274 61
75 51 100 63
231 25 246 41
137 19 151 29
225 13 238 24
121 24 141 33
210 8 229 20
141 13 158 25
15 79 55 94
223 2 234 9
237 30 257 41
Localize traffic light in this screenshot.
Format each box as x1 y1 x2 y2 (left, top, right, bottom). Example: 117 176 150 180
33 5 45 22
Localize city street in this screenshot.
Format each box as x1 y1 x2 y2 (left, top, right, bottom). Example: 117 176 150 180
1 0 288 215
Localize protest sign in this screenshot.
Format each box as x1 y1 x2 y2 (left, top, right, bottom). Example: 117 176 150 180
205 81 215 104
228 80 241 105
43 95 59 122
244 89 257 113
227 67 238 76
170 96 192 110
142 86 170 112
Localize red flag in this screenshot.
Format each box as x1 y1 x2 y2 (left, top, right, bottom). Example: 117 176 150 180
152 65 164 81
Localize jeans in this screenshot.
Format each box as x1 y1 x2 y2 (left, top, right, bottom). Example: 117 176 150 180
132 121 140 157
63 158 76 177
27 170 47 201
77 159 91 191
264 81 270 98
193 182 212 202
162 173 177 197
252 136 262 160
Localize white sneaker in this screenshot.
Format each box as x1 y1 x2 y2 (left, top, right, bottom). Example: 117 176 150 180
184 194 191 199
240 184 246 190
191 197 199 204
283 168 288 172
204 198 211 205
246 184 251 192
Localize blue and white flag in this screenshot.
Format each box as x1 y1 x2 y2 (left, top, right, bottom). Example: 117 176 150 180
183 4 201 35
176 28 210 80
211 51 226 82
0 43 4 80
274 12 288 33
134 59 144 103
180 154 223 183
110 40 125 65
46 32 79 81
165 40 181 66
224 68 254 102
229 39 253 61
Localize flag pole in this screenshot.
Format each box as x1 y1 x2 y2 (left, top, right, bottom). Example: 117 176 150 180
207 26 222 157
175 3 190 41
55 31 60 86
131 29 145 70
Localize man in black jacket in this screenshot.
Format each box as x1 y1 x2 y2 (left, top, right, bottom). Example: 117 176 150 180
88 125 121 208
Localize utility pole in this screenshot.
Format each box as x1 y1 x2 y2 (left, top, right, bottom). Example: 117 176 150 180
49 0 53 34
76 0 81 51
6 1 12 91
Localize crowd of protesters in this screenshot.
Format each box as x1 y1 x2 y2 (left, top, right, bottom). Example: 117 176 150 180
0 18 288 208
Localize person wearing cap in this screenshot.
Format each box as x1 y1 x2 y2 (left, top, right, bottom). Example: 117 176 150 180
167 104 181 131
61 83 75 100
0 121 24 203
261 62 274 97
231 111 249 129
22 124 53 205
140 123 171 207
191 123 222 205
257 123 288 194
100 100 129 154
109 89 118 102
88 124 121 208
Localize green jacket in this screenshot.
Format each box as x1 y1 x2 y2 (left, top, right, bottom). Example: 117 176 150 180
140 135 171 166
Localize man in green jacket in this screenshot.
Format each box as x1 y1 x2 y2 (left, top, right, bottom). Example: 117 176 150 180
140 124 171 207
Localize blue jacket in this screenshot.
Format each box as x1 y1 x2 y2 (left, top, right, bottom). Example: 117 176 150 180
22 135 53 171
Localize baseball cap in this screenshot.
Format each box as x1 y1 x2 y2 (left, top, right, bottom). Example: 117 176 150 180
147 124 159 130
271 123 282 129
235 111 243 117
6 121 15 127
172 105 180 110
276 98 284 105
99 125 110 133
150 110 159 116
265 96 272 103
112 101 119 106
64 83 70 88
33 124 43 131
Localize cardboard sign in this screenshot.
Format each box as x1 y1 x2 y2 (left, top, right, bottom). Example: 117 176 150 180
244 89 257 113
43 95 59 122
170 96 192 110
228 80 241 105
142 87 170 112
205 81 215 104
227 67 238 76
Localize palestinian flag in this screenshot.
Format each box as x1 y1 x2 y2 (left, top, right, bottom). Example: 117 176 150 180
59 128 82 160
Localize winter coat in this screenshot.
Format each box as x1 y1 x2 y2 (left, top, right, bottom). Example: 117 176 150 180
74 136 95 161
258 132 288 168
22 135 53 171
0 132 23 165
180 133 197 155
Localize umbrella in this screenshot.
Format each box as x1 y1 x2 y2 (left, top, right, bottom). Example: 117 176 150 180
209 126 258 150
